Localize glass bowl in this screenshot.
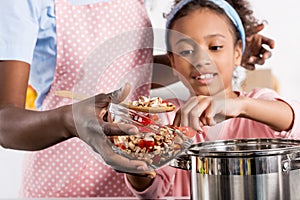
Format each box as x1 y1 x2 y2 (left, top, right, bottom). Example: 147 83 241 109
108 103 195 170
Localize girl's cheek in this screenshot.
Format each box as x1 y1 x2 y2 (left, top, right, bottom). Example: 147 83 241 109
175 56 190 66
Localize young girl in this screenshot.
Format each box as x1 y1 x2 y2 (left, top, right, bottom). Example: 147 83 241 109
124 0 300 198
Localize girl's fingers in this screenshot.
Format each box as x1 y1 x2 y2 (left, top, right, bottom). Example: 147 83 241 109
203 106 217 126
174 96 219 130
179 97 199 127
199 115 207 126
189 105 203 131
173 110 181 127
189 97 211 130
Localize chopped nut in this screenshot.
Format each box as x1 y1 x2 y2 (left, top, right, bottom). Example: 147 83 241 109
128 141 135 150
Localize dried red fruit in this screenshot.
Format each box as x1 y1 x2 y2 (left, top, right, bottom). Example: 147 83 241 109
116 144 126 150
131 114 152 126
138 139 155 151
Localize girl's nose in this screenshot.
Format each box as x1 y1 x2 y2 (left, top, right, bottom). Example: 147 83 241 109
192 49 212 68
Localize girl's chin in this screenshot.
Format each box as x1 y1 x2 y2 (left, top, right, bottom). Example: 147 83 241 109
192 87 222 96
192 89 211 96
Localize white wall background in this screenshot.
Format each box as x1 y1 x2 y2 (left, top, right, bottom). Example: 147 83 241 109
250 0 300 101
1 0 300 198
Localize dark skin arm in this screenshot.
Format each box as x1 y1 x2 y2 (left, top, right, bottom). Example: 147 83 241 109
241 23 275 70
0 61 74 150
0 60 150 173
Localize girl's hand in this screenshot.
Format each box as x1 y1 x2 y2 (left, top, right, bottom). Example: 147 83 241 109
241 23 275 70
64 83 149 173
173 95 244 131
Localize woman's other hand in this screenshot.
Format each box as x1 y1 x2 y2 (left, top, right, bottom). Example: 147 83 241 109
125 171 156 191
241 23 275 70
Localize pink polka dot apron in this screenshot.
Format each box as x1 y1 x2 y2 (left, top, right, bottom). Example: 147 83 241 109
19 0 153 197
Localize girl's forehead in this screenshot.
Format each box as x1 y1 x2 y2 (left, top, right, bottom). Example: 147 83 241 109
172 8 229 29
170 9 233 41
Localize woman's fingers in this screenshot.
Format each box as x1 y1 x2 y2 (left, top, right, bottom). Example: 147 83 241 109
112 156 149 172
241 22 275 70
93 83 131 107
260 34 275 49
101 122 139 136
117 170 156 179
93 137 149 173
248 47 272 66
110 83 131 103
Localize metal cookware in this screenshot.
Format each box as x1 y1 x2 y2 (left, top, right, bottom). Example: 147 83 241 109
170 138 300 200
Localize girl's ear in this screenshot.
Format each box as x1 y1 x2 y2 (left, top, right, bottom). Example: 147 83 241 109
234 40 243 66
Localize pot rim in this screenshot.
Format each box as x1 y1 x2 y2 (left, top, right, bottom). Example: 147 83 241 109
187 138 300 158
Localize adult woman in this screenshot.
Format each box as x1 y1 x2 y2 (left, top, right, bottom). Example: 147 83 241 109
0 0 153 197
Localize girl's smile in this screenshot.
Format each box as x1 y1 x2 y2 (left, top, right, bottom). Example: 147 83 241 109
191 70 218 85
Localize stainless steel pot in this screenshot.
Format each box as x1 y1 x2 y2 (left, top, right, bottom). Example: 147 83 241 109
170 138 300 200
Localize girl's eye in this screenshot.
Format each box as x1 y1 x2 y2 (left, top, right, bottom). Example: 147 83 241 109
179 50 194 56
210 46 223 51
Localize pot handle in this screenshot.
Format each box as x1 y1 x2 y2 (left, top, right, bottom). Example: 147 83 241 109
283 153 300 172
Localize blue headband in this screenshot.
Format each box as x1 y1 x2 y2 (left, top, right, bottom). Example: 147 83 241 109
166 0 246 52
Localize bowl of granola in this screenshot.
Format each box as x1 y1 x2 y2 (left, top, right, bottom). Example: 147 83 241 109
108 101 195 170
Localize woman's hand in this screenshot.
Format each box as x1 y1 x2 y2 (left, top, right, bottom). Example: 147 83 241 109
173 95 244 131
64 83 149 173
125 171 156 191
241 23 275 70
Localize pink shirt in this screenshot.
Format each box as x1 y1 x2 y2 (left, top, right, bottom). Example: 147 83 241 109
125 88 300 199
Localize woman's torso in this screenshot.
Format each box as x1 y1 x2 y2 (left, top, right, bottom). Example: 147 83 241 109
14 0 149 109
19 0 154 197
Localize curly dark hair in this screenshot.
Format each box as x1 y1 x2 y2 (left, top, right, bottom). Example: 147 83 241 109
223 0 259 36
170 0 259 37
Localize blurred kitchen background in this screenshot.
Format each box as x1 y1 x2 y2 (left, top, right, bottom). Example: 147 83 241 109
1 0 300 198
